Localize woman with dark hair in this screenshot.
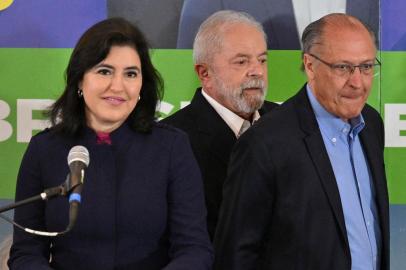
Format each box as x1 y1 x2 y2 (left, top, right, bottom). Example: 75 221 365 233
8 18 213 270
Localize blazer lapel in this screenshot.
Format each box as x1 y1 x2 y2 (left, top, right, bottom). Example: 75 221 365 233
359 111 389 257
188 89 277 166
189 89 236 166
294 87 349 247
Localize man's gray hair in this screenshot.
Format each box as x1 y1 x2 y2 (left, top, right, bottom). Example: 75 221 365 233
193 10 266 65
301 13 377 56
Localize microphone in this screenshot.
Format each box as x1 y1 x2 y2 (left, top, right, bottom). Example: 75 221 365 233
0 145 90 237
65 145 90 233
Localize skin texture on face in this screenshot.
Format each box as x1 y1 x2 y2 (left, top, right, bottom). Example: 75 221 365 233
304 20 377 122
196 22 268 120
80 45 142 133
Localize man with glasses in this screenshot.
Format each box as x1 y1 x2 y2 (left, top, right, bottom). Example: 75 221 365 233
214 13 389 270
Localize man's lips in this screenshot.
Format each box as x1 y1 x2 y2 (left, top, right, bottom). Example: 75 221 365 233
341 94 363 100
243 87 263 91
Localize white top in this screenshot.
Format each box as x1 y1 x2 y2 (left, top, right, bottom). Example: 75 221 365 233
201 89 260 137
292 0 346 42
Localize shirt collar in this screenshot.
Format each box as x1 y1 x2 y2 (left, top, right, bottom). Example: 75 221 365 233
201 88 260 137
96 131 112 145
306 84 365 141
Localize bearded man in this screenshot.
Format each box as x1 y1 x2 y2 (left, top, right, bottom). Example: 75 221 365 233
161 10 278 240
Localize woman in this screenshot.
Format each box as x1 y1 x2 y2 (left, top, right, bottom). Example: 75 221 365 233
8 18 213 270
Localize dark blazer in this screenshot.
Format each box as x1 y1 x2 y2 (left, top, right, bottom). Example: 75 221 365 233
8 122 213 270
214 86 389 270
176 0 379 49
161 88 278 239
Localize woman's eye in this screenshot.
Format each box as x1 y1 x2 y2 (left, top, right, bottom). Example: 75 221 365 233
97 69 111 75
127 71 139 78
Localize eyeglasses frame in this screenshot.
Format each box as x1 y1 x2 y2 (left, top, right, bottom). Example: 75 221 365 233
307 53 381 76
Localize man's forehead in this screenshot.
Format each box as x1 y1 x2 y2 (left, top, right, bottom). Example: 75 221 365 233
222 23 265 41
322 21 373 43
220 31 266 53
315 27 375 54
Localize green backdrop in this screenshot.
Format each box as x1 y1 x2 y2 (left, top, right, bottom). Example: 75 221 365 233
2 49 403 204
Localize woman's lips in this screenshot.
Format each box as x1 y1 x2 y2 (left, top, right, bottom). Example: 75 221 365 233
103 96 126 105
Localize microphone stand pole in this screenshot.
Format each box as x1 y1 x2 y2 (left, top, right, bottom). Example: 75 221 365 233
0 186 65 214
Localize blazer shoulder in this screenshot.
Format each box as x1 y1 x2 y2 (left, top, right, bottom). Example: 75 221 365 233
152 121 191 142
362 104 384 138
150 122 196 156
154 121 188 134
363 104 382 119
263 100 280 109
160 99 211 132
28 127 62 146
161 104 194 126
362 104 384 130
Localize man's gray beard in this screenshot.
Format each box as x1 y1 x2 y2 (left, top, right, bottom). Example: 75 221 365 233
216 77 267 114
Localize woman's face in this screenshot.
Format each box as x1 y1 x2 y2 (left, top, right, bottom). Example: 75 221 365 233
80 45 142 132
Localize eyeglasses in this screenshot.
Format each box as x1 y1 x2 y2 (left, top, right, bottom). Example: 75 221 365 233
308 53 381 77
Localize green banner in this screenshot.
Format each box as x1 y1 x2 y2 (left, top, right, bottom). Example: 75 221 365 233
0 49 404 204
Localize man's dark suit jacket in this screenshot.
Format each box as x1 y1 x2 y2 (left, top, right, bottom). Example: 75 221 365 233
161 88 278 239
177 0 379 49
214 86 389 270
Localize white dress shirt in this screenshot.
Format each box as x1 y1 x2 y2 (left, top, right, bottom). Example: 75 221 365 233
201 89 260 137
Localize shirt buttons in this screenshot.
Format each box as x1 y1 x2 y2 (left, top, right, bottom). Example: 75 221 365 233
332 137 337 143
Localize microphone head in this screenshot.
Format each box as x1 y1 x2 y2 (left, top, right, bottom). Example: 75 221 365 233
67 145 90 167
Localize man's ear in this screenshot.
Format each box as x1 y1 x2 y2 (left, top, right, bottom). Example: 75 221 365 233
195 64 209 82
303 53 315 80
195 63 213 90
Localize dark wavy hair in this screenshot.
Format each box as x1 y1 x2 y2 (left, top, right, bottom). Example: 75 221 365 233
48 17 163 136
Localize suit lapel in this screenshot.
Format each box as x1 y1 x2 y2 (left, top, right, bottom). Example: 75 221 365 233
294 87 349 247
189 89 236 166
188 89 277 166
359 111 389 257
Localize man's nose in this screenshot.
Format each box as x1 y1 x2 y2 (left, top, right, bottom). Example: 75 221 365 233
347 67 363 88
247 60 265 77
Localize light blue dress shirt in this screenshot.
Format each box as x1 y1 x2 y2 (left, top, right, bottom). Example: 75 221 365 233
307 86 381 270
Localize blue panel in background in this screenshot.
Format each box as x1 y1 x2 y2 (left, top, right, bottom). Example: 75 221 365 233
0 199 13 242
390 205 406 270
0 0 107 48
381 0 406 51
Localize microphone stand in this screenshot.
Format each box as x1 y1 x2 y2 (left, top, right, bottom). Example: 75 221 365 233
0 186 65 214
0 176 81 237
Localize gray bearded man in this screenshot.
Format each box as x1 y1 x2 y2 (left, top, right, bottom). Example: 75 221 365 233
161 10 278 240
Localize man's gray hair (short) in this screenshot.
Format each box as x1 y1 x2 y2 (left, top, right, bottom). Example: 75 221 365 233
193 10 266 65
